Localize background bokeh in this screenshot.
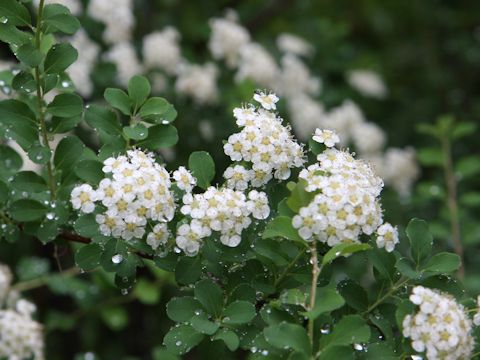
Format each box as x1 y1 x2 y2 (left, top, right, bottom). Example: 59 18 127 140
1 0 479 358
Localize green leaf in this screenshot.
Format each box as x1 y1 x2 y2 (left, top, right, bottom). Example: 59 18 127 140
166 297 202 323
320 315 370 349
128 75 151 109
11 171 47 192
100 238 129 273
73 214 100 238
11 71 36 92
451 122 477 140
287 179 315 212
175 256 201 285
188 151 214 190
190 312 219 335
406 218 433 264
134 279 160 305
262 216 304 243
15 43 43 67
123 123 148 140
417 147 443 167
43 8 80 35
104 88 131 115
37 219 59 242
0 23 31 46
47 93 83 117
423 252 461 273
302 287 345 320
396 257 421 279
212 330 239 351
0 99 37 150
0 0 31 26
49 115 82 134
54 136 85 176
456 156 480 179
0 144 23 177
322 243 371 265
163 324 204 355
100 306 128 331
84 104 121 135
365 343 397 360
318 346 354 360
27 145 51 165
136 124 178 150
337 280 368 311
44 43 78 74
0 180 8 205
222 301 256 325
75 244 102 271
264 322 311 355
194 279 223 317
280 288 307 306
138 97 171 120
9 199 47 222
74 160 103 184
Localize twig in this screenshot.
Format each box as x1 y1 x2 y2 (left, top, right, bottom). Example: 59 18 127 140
441 135 464 278
274 248 306 287
12 266 82 292
307 241 321 348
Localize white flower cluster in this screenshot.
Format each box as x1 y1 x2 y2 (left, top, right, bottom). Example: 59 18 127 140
375 222 398 252
68 29 100 97
71 150 181 251
276 54 321 98
175 62 219 105
177 187 269 256
224 93 304 187
0 265 12 305
88 0 134 44
346 69 388 99
403 286 475 360
0 264 44 360
235 43 279 88
105 42 143 87
276 33 314 57
143 27 181 75
208 12 250 68
293 146 384 246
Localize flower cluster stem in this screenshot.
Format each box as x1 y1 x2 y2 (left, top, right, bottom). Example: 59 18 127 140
440 134 464 278
34 0 56 200
308 240 320 348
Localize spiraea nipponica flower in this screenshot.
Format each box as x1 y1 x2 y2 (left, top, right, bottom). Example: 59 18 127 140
224 93 304 188
375 222 399 252
403 286 474 360
71 150 181 252
293 147 384 247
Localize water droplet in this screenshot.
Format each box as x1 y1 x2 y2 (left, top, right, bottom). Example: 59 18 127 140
121 288 129 295
174 247 181 254
353 343 364 351
111 254 123 264
161 120 169 125
61 81 70 88
0 17 8 24
46 212 55 220
175 341 182 346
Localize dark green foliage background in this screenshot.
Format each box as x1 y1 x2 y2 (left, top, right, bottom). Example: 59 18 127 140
0 0 479 359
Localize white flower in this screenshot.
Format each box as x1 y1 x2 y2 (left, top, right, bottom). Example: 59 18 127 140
0 309 44 360
143 27 181 74
176 223 203 256
224 165 252 191
253 91 279 110
276 33 314 57
403 286 474 360
175 62 219 105
247 190 270 220
146 223 170 250
375 222 399 252
173 166 196 192
347 69 387 99
312 129 340 148
71 184 97 213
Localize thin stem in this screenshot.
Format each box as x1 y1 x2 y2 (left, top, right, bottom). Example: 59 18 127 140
34 0 56 200
0 210 12 224
12 266 81 292
363 278 409 314
440 135 464 278
60 231 154 260
274 247 306 287
307 241 321 348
